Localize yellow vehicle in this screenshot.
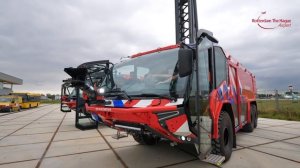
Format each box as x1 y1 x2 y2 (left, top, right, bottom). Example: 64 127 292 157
10 92 41 109
0 95 22 112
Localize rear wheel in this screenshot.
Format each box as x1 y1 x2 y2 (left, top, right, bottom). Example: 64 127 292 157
212 111 233 162
253 105 258 128
242 105 256 132
132 133 159 145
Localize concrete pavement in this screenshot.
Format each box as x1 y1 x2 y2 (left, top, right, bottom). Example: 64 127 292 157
0 104 299 168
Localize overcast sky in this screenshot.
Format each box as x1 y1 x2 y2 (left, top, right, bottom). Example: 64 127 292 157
0 0 299 94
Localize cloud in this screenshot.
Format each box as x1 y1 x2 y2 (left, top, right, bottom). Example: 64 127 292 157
0 0 299 94
196 0 300 90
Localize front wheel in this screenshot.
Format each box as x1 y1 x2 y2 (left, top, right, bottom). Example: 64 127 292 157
212 111 233 162
242 104 257 132
132 133 159 145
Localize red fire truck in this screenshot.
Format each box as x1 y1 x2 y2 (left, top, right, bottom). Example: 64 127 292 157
63 0 257 165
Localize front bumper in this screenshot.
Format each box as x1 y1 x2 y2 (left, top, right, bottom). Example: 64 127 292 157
85 103 196 143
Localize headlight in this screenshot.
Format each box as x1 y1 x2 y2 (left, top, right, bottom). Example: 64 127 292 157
98 88 105 94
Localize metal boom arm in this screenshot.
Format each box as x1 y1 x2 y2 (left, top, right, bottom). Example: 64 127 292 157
175 0 198 44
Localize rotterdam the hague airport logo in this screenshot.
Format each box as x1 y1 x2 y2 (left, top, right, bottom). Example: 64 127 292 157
252 11 291 29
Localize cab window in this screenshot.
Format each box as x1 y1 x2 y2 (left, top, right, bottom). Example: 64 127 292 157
214 47 227 86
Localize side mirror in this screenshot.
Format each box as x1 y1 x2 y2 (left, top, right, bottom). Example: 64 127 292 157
178 48 193 77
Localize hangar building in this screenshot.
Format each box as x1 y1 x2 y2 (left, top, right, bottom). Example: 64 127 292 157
0 72 23 95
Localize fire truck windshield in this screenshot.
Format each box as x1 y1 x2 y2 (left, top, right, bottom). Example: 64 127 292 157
104 48 187 99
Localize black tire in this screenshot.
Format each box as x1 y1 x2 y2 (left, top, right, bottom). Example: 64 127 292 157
132 133 159 145
242 105 256 132
253 105 258 128
212 111 233 162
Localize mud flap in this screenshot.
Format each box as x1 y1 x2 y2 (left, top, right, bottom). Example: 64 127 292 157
198 116 212 159
198 116 225 167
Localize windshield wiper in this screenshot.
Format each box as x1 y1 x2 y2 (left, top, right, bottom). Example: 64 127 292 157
106 89 132 101
132 93 177 101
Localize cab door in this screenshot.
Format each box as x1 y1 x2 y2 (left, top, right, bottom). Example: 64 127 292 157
187 37 213 157
213 47 239 127
228 65 240 127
